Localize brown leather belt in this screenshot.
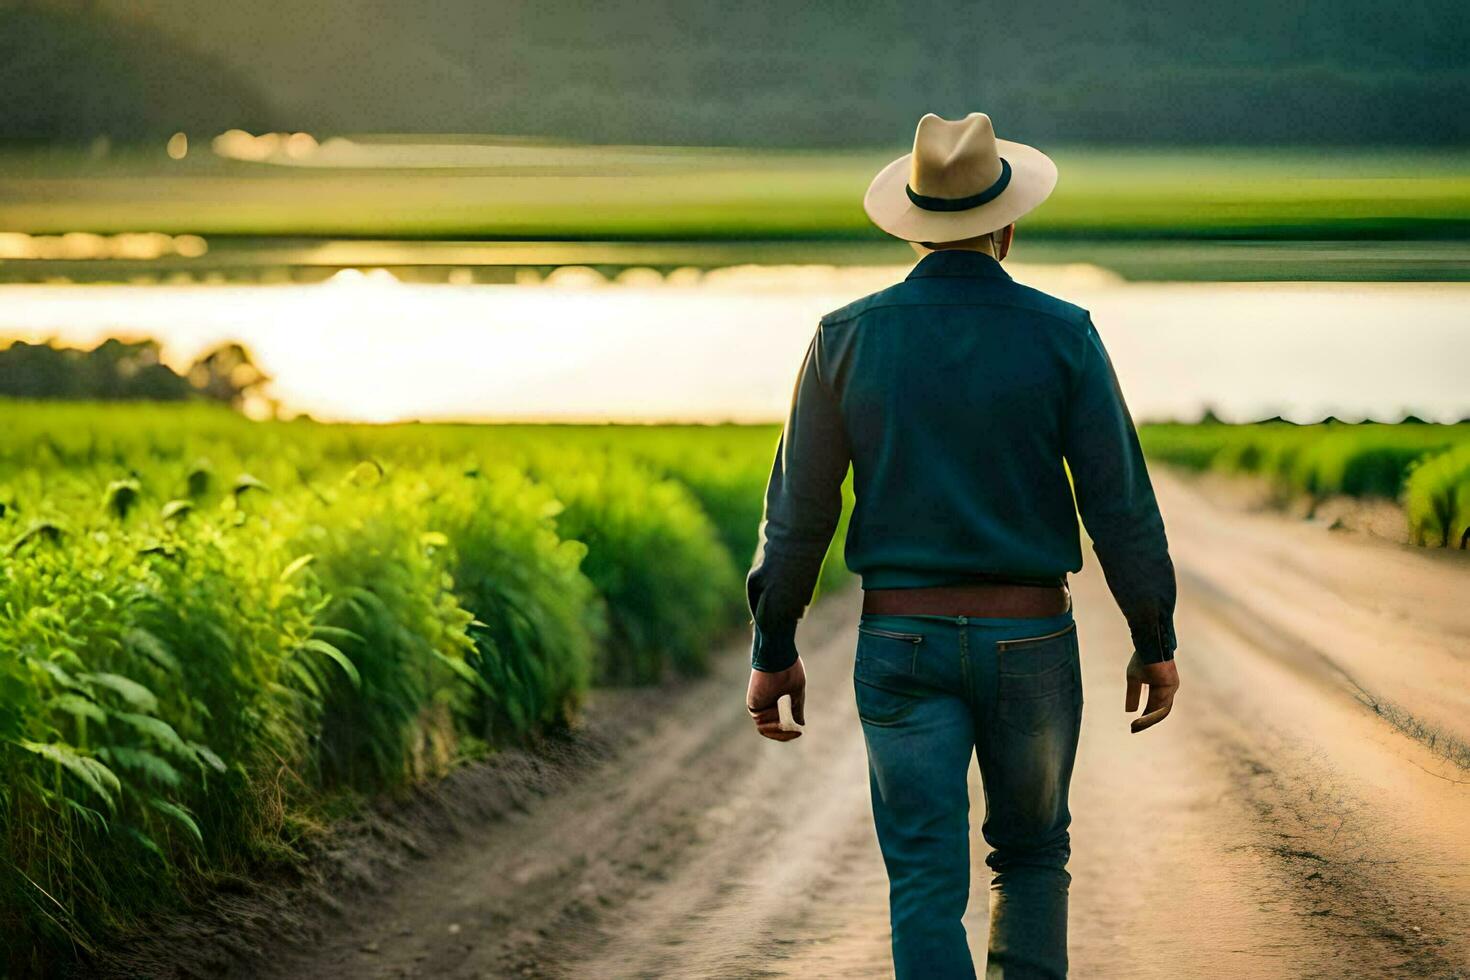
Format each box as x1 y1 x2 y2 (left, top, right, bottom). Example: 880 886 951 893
862 583 1071 619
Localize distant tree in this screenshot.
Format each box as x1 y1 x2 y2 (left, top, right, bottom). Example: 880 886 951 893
85 338 193 400
0 341 69 398
0 337 267 410
187 342 269 409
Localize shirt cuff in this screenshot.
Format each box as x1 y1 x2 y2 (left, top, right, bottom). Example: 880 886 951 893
1130 617 1177 664
751 621 799 672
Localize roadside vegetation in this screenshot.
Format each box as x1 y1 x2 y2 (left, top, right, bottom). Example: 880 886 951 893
0 403 847 973
1139 421 1470 547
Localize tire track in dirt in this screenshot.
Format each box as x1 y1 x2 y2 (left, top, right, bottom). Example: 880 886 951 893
1121 473 1470 977
1166 581 1470 977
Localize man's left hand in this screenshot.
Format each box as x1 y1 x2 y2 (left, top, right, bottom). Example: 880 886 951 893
747 658 806 741
1125 651 1180 734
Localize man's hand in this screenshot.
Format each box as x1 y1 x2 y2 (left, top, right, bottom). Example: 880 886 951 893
1125 652 1180 734
747 658 806 742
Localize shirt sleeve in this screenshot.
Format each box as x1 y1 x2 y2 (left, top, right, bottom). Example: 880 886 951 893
1062 316 1178 663
746 327 852 672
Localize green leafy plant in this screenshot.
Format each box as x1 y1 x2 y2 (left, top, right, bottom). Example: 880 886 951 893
1405 443 1470 548
1140 420 1470 544
0 401 854 970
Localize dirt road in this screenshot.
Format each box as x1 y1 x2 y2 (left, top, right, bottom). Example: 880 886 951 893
266 472 1470 979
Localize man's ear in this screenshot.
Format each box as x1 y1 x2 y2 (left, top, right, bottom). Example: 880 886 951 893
997 224 1015 261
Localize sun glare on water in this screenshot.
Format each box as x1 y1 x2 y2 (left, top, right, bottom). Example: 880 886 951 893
0 267 1464 424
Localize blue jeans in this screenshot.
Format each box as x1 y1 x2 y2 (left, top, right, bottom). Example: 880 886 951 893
855 611 1082 980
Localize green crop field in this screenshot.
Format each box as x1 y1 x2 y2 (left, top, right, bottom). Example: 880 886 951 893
2 142 1468 242
0 402 862 971
1140 421 1470 547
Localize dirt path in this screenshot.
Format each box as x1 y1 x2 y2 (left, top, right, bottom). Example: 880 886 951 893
266 471 1470 979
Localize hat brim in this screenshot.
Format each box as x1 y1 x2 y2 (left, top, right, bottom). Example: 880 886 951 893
863 139 1057 243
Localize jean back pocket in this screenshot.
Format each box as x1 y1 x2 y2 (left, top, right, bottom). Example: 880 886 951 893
854 624 923 727
995 622 1080 736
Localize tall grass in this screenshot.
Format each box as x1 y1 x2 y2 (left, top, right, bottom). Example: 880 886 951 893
533 451 740 683
1139 421 1470 546
431 464 602 742
1 486 325 963
1404 443 1470 548
0 402 852 973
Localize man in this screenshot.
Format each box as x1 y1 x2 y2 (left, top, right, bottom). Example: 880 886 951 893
744 113 1181 979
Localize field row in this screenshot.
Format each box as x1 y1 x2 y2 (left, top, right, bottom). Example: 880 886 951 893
0 406 848 972
1139 422 1470 547
3 144 1468 241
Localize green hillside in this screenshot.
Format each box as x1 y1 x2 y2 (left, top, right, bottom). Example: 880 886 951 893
0 3 272 141
4 0 1467 146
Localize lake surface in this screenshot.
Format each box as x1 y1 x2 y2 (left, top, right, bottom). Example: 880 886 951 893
0 263 1465 424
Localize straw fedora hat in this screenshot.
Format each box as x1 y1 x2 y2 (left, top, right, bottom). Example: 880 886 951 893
864 112 1057 243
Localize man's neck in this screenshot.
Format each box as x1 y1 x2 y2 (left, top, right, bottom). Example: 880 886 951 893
911 242 1000 261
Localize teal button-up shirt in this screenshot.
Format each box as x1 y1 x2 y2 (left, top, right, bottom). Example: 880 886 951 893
748 248 1177 671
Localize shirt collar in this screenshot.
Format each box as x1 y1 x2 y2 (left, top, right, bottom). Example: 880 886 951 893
906 249 1013 282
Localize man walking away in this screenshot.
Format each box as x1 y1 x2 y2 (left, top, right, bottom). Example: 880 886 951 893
744 112 1181 979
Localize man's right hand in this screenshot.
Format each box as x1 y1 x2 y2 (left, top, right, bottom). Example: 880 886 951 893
1125 652 1179 734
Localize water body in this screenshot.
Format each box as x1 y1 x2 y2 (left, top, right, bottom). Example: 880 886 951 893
0 264 1464 424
